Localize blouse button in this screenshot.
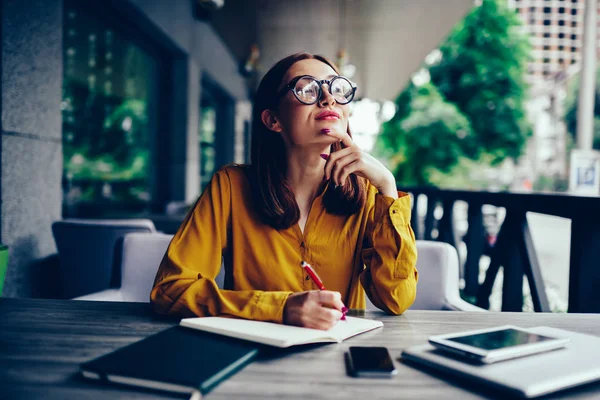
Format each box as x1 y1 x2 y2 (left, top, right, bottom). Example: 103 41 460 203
305 276 310 281
392 210 397 214
301 242 306 248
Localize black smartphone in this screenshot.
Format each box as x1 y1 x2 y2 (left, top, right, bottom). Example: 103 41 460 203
347 346 397 378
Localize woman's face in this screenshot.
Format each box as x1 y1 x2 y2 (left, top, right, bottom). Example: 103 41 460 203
273 59 350 148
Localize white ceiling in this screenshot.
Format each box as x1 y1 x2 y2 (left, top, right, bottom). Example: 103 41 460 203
212 0 474 101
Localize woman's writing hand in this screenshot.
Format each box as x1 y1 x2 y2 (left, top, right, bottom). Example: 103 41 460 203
322 131 398 199
283 290 345 330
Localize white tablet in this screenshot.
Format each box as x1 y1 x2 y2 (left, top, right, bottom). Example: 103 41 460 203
428 325 570 364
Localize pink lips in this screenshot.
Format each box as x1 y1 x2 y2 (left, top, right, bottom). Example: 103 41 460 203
315 110 340 120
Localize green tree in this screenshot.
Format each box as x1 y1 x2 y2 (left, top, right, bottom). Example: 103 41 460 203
377 82 472 185
429 0 531 162
376 0 531 187
564 68 600 150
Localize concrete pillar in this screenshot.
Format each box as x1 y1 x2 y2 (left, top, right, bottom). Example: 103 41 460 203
1 0 63 297
576 0 598 150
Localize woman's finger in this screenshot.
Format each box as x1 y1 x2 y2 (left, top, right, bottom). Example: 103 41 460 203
338 158 366 187
316 308 343 328
332 153 360 186
317 291 345 311
323 146 353 180
324 129 355 148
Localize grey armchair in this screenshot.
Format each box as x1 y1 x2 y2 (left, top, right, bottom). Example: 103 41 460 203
75 232 225 302
52 219 156 299
75 232 171 301
367 240 486 311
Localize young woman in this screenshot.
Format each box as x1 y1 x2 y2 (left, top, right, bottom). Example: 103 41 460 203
151 53 418 330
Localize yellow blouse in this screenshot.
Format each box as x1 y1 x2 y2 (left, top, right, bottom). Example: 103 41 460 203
151 164 418 323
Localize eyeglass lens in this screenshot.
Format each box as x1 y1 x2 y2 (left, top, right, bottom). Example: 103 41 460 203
293 77 354 104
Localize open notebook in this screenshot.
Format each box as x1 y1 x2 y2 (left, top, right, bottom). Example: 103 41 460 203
179 316 383 348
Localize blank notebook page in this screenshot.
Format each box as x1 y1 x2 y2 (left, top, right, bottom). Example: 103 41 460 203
180 316 383 348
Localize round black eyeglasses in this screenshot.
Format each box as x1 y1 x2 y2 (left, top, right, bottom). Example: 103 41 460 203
277 75 357 105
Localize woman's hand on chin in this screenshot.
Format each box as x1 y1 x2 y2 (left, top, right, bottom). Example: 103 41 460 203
321 131 398 198
283 290 345 330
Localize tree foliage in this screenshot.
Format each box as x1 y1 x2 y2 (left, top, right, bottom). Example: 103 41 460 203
376 0 531 186
378 83 472 185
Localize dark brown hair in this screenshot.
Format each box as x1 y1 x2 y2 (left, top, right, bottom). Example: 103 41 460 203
250 52 366 230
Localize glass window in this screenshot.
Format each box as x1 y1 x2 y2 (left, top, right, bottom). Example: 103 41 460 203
198 76 236 190
199 101 217 189
62 0 162 216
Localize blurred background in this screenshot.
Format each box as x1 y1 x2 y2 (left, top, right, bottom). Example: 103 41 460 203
2 0 599 313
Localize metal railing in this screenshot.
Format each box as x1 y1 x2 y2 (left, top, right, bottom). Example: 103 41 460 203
404 187 600 313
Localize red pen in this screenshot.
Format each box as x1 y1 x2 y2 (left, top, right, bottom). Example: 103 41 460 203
300 261 348 320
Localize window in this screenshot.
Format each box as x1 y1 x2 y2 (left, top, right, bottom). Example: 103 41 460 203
543 45 550 50
198 76 236 190
558 20 565 26
571 34 577 40
544 20 551 26
571 46 577 52
559 7 565 13
543 7 551 13
559 33 565 38
558 45 564 51
199 97 217 189
571 9 577 16
62 0 163 216
544 33 551 38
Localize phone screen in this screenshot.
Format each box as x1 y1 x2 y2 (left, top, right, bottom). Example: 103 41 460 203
446 328 555 350
348 346 396 376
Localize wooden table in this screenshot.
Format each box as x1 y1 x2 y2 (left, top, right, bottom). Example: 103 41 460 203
1 298 599 399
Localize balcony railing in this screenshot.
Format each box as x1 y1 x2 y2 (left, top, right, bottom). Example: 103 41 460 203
404 187 600 314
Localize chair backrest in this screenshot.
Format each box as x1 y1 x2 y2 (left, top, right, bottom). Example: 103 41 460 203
120 232 226 302
52 219 156 299
365 240 461 311
410 240 460 310
120 232 173 302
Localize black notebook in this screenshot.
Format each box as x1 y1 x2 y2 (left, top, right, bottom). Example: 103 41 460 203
80 326 260 397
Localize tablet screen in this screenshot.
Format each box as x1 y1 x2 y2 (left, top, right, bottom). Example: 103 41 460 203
446 328 555 350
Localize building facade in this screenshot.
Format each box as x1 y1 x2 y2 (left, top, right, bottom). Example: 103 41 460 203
1 0 250 298
510 0 589 86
